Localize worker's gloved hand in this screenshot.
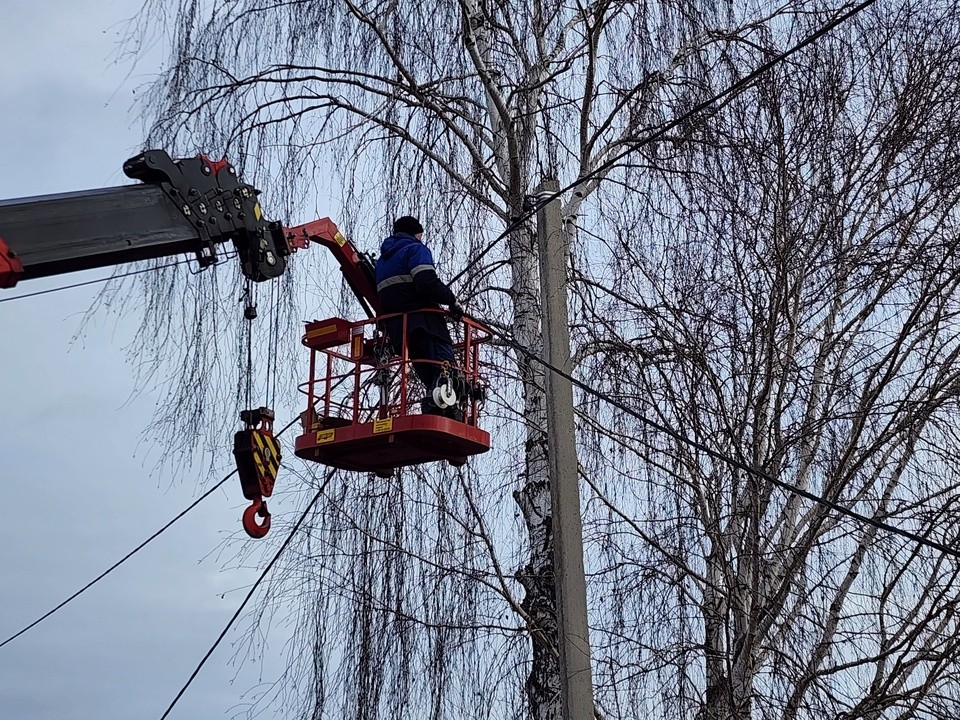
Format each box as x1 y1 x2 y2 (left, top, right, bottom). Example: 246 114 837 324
449 303 465 320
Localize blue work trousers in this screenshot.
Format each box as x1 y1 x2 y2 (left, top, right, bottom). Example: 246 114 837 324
382 314 459 413
407 328 455 398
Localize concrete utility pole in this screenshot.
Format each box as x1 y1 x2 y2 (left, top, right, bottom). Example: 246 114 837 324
536 179 595 720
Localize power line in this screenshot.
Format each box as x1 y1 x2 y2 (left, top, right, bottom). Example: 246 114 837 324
0 0 891 693
450 0 879 284
449 0 929 554
158 474 331 720
0 415 301 650
0 471 233 650
478 318 960 561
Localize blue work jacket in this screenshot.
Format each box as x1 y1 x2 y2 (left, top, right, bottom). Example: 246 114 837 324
375 233 456 343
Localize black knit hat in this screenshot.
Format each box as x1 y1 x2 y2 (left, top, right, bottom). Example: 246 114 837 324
393 215 424 236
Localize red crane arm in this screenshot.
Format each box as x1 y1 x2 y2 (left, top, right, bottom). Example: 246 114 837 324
284 218 381 317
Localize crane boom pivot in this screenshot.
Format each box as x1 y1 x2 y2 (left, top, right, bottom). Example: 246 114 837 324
0 150 290 288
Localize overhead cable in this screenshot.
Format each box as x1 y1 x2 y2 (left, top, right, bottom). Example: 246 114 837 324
451 0 880 284
0 415 300 650
0 470 233 650
480 320 960 561
0 259 188 304
0 250 241 305
158 473 332 720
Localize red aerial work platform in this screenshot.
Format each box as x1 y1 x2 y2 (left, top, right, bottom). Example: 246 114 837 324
294 310 491 475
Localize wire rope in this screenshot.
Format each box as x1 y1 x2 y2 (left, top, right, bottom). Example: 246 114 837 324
0 259 188 304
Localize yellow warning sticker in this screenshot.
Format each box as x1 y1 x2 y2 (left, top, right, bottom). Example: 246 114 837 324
253 203 263 221
307 325 337 338
373 418 393 434
334 232 347 247
316 429 336 444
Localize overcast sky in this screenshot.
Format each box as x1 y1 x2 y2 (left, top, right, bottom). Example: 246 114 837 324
0 3 294 718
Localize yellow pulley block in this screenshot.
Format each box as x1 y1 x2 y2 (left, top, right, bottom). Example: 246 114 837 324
233 407 281 538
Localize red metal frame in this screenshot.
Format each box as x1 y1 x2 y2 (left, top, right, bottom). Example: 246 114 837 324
0 236 24 288
294 310 491 473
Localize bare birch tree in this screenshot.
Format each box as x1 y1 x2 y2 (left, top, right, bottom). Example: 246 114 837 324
131 0 960 718
574 3 960 717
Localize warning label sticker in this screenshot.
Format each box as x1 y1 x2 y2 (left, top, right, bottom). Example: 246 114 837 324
373 418 393 434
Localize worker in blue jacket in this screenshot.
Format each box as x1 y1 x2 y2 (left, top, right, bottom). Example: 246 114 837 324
376 215 464 416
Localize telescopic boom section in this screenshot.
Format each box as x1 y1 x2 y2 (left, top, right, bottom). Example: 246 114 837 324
284 218 381 318
0 150 291 288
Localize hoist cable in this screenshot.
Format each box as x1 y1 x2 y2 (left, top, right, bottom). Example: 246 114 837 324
243 279 255 412
266 277 282 410
449 0 880 285
0 259 188 304
266 279 277 408
0 416 301 651
473 316 960 561
0 251 242 305
273 287 283 407
158 474 331 720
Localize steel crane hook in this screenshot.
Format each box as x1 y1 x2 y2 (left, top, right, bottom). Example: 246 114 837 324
242 497 271 538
